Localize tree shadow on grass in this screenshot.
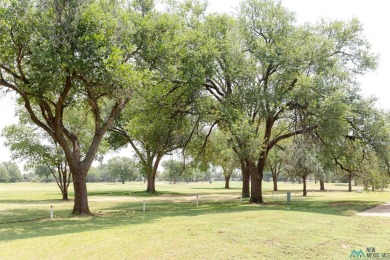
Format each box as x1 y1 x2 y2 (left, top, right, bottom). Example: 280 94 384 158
0 197 385 243
0 199 73 204
190 187 241 190
87 190 184 197
88 189 241 198
264 199 382 217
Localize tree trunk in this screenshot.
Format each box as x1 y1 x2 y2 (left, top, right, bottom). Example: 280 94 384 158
146 173 156 192
240 158 250 198
61 173 69 200
248 160 263 204
303 176 307 196
146 154 162 193
224 174 230 189
272 174 278 191
61 167 69 200
72 170 91 215
62 189 68 200
348 173 352 192
320 179 325 191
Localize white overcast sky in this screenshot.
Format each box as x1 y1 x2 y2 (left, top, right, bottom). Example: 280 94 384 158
0 0 389 165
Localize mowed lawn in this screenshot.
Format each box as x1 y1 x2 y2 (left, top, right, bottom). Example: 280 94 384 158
0 181 390 259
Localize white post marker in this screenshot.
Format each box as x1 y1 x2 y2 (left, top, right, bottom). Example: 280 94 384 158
143 200 146 212
196 195 199 207
50 205 53 220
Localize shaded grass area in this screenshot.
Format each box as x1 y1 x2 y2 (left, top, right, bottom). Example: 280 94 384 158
0 182 389 259
88 190 184 197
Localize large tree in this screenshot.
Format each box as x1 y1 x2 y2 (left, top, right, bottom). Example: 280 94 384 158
109 1 213 192
319 97 390 191
201 0 376 203
0 0 147 214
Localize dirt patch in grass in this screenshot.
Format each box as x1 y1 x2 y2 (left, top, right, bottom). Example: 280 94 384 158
265 240 281 247
341 242 351 249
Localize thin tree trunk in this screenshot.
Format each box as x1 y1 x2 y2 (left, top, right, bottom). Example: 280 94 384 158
303 176 307 196
224 174 230 189
62 189 68 200
271 161 281 192
348 173 352 192
240 158 250 198
272 174 278 191
62 167 68 200
61 169 68 200
320 179 325 191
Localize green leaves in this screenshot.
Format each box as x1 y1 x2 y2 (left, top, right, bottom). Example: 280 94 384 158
0 161 22 183
107 157 139 183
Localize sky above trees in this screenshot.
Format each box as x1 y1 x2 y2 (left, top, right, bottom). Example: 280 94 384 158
0 0 389 165
208 0 389 109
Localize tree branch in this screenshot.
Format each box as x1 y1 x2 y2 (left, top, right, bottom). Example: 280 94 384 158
268 125 317 151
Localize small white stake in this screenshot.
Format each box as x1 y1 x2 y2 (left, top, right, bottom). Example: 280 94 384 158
196 195 199 207
50 205 53 220
143 200 146 212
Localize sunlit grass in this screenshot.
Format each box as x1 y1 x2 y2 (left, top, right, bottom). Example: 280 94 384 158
0 181 389 259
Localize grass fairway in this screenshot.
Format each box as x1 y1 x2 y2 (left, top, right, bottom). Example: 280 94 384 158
0 181 389 259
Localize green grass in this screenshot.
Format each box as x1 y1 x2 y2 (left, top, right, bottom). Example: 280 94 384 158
0 181 389 259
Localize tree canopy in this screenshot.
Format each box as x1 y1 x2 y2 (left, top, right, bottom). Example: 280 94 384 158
0 0 387 214
0 0 148 214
